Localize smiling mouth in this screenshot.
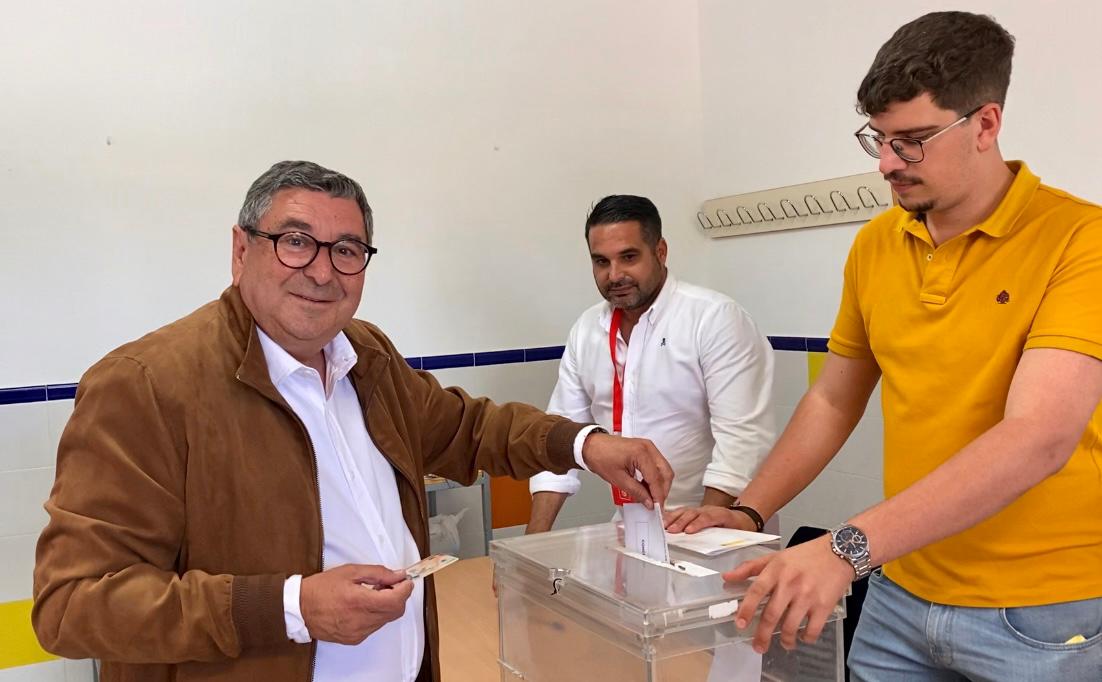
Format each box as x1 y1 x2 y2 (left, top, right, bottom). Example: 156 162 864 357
292 293 335 304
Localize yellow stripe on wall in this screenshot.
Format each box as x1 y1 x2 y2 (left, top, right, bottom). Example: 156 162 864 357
0 599 57 669
807 351 827 386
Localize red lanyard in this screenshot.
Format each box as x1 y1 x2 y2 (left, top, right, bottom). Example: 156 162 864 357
608 307 635 506
609 307 624 434
612 308 639 506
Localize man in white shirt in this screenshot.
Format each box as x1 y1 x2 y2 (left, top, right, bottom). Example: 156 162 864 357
527 195 774 534
33 163 674 682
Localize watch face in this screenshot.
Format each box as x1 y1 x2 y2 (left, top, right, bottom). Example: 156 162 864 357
834 526 868 559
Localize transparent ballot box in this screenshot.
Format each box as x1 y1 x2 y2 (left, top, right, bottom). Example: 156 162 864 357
491 523 844 681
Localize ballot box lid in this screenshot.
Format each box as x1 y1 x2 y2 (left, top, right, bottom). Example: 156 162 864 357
491 522 845 639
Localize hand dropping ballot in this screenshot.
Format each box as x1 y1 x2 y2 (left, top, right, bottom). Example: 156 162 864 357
612 484 670 563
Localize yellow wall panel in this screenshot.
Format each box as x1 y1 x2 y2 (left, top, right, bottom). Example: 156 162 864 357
0 599 56 669
808 351 827 387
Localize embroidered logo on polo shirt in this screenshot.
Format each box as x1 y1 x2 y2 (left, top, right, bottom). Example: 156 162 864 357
996 290 1010 304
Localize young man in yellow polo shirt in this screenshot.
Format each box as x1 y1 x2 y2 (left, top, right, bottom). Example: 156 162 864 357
716 11 1102 680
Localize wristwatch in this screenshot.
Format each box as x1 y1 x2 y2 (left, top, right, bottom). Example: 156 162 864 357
829 524 872 580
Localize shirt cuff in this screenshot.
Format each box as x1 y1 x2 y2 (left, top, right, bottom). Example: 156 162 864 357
572 425 601 471
529 469 583 495
284 575 312 644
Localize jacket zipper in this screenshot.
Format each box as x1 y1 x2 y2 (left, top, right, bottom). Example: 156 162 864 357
235 369 324 682
360 392 431 682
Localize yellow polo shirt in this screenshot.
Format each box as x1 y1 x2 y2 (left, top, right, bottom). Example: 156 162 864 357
829 162 1102 607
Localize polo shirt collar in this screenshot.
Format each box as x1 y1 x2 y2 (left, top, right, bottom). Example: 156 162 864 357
898 161 1040 243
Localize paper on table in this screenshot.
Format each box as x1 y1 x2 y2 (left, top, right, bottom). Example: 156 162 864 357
622 502 670 563
611 546 718 577
666 527 780 557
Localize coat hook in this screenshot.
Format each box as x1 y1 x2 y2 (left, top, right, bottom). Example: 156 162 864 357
829 190 850 212
779 198 806 218
805 194 832 214
736 205 759 223
757 202 777 221
717 208 738 226
857 185 888 207
697 211 716 229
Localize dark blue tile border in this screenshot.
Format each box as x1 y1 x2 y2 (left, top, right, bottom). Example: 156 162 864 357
475 349 525 366
806 337 830 353
1 337 830 404
0 385 48 405
767 336 807 352
524 346 565 362
420 353 475 371
47 383 78 400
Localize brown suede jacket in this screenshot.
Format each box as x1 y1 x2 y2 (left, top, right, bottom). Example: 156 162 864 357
32 286 583 682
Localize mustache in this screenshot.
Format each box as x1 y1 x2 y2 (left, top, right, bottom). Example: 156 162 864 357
605 279 636 290
884 171 921 184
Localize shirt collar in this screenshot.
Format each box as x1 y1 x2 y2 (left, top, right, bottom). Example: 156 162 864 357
898 161 1039 243
599 271 677 330
255 326 359 390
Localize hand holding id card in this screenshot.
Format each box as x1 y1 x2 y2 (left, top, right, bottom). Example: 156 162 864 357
403 554 459 579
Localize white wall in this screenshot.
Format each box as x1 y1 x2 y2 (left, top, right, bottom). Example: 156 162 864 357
696 0 1102 334
0 3 706 676
695 0 1102 535
0 1 705 387
3 1 1101 676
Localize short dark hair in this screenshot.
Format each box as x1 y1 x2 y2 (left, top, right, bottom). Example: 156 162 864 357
857 11 1015 117
239 160 374 242
585 195 662 247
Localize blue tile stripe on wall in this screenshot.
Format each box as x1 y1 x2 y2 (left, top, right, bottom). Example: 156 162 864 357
0 338 828 404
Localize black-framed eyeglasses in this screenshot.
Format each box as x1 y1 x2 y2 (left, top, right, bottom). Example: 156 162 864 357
244 227 377 275
855 104 984 163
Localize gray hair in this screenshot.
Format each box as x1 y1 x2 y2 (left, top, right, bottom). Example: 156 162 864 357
238 160 374 242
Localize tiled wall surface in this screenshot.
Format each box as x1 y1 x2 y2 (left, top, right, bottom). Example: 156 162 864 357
772 351 884 543
0 340 884 676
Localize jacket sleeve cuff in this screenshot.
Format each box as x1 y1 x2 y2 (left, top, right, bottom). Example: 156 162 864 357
232 573 290 651
546 420 586 472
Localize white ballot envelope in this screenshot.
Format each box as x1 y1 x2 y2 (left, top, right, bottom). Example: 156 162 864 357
666 527 780 557
621 502 670 563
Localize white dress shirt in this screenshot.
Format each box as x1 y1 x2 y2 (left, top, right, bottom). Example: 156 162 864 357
529 274 775 509
258 328 425 682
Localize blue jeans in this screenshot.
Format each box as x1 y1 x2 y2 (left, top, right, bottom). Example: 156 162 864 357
849 570 1102 681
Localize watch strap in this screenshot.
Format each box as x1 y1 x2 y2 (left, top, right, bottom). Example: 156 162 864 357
728 504 765 533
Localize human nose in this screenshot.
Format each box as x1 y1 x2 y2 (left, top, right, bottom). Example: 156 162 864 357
878 144 909 175
302 244 337 284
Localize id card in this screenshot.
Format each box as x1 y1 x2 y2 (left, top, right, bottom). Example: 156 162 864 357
404 554 459 579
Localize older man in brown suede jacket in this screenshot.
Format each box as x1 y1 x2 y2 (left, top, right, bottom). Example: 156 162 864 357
32 160 673 682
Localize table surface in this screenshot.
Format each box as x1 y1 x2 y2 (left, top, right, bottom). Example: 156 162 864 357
436 556 500 681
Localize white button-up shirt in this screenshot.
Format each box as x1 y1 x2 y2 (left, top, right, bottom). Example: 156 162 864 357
258 328 425 682
530 275 775 509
